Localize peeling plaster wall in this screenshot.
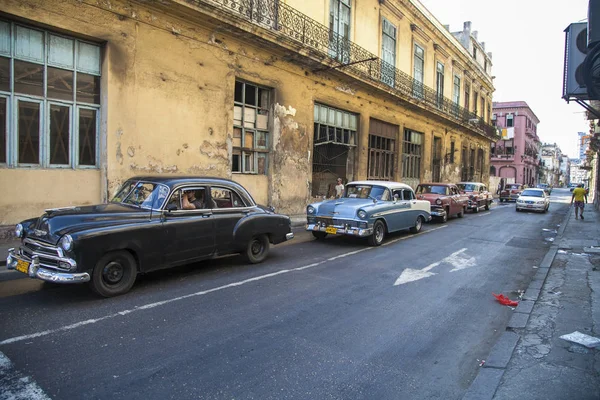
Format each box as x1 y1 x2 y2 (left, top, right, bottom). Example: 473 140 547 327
0 0 493 224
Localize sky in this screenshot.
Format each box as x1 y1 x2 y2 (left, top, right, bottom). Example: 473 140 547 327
420 0 590 159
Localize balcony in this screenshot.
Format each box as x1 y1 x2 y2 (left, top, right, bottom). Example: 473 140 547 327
186 0 499 141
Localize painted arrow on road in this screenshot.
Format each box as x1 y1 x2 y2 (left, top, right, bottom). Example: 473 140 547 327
394 248 473 286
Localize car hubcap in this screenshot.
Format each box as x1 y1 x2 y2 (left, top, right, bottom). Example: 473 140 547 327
376 225 384 242
251 240 263 255
416 218 422 230
103 261 124 285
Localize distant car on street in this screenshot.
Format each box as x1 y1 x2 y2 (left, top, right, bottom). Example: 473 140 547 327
456 182 494 212
499 183 525 202
415 183 469 222
515 188 550 213
536 183 552 195
6 176 294 297
306 180 431 246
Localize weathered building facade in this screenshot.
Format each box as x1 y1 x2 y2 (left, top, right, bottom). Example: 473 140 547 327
0 0 497 226
490 101 541 187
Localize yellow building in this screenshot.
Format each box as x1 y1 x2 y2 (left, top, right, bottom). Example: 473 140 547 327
0 0 496 229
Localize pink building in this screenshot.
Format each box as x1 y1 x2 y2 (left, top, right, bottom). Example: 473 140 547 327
490 101 541 187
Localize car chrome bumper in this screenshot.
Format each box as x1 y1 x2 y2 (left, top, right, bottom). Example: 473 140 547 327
306 224 373 237
516 204 545 211
430 208 447 218
286 232 294 240
6 248 89 283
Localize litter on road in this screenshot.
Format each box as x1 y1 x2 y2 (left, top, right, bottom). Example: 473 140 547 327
559 331 600 348
493 293 519 307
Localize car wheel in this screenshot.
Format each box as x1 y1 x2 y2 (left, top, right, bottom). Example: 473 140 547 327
474 203 480 213
485 200 491 211
457 207 465 218
440 209 448 223
410 216 423 233
90 250 138 297
244 234 270 264
368 220 386 246
312 231 327 240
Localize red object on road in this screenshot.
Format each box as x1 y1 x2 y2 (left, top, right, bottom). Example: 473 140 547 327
493 293 519 307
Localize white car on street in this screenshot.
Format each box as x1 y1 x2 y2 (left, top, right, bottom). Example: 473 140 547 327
515 188 550 213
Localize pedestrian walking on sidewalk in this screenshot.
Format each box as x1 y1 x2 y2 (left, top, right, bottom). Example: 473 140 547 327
334 178 344 199
570 183 588 220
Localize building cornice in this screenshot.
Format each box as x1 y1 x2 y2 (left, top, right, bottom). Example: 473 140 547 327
380 0 405 21
433 43 450 59
410 23 431 42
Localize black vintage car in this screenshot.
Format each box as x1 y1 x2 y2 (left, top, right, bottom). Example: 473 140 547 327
6 176 294 297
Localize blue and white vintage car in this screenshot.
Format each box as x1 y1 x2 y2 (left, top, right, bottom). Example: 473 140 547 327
306 181 432 246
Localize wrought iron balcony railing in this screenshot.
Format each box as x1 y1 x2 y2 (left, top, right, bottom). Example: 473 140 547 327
195 0 499 141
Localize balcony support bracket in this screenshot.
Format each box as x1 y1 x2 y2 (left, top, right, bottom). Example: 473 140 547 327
571 98 600 119
312 57 378 73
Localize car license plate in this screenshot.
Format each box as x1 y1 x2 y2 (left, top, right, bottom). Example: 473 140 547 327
325 226 337 234
16 259 30 274
527 205 533 208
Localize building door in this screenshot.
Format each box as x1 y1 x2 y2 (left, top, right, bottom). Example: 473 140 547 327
312 103 357 198
461 145 468 181
368 118 397 181
329 0 351 63
402 129 423 188
381 19 396 87
432 136 442 182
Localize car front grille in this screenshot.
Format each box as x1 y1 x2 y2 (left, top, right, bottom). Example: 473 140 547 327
20 238 69 271
315 217 359 228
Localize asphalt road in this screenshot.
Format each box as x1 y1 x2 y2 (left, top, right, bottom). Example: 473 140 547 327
0 190 570 400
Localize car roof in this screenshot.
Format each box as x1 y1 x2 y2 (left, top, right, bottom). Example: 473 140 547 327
457 182 485 186
348 180 413 190
419 182 454 186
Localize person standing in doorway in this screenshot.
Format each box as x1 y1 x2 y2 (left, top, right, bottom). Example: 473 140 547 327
335 178 345 199
570 183 588 220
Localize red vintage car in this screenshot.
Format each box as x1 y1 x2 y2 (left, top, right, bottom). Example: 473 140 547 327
456 182 494 213
415 183 469 222
499 183 525 202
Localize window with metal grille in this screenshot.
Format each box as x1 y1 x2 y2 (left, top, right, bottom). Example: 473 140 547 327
381 18 396 87
232 80 270 174
313 103 357 146
402 129 422 179
368 134 395 180
329 0 351 63
0 19 101 168
436 61 444 107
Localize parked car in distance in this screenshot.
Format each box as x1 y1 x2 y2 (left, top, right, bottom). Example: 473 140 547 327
499 183 525 202
515 188 550 213
306 180 432 246
536 183 552 195
415 183 469 222
6 176 294 297
456 182 494 213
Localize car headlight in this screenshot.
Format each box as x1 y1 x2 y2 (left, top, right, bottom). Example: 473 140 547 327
307 206 315 214
357 210 367 219
15 223 23 238
517 199 524 203
435 199 442 205
59 235 73 251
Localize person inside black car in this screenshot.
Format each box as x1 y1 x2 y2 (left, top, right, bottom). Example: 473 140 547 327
182 189 206 210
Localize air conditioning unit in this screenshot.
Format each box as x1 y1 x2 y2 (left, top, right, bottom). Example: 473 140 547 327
563 22 589 100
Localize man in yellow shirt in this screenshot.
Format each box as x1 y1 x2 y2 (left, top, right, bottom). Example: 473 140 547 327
570 184 588 220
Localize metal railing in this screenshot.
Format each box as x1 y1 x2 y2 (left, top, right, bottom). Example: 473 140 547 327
193 0 499 140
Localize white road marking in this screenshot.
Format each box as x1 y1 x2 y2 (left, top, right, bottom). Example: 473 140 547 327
0 225 446 346
0 351 51 399
394 247 473 285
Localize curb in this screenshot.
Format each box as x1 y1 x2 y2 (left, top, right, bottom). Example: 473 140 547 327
462 207 571 400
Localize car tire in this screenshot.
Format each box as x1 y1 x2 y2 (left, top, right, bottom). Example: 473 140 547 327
485 201 491 211
457 207 465 218
312 231 327 240
244 234 270 264
90 250 138 298
441 209 448 223
410 216 423 233
368 220 386 246
474 203 480 213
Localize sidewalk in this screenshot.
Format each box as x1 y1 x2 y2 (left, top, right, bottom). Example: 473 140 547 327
464 204 600 399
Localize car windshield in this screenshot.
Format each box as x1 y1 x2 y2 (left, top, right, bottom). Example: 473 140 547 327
457 183 477 191
111 180 170 209
416 185 447 195
521 189 544 197
536 184 548 188
344 184 388 200
507 185 520 189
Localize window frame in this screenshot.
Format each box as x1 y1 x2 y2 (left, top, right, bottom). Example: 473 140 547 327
0 19 101 169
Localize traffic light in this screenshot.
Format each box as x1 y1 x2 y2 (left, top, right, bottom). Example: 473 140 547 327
563 22 589 100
